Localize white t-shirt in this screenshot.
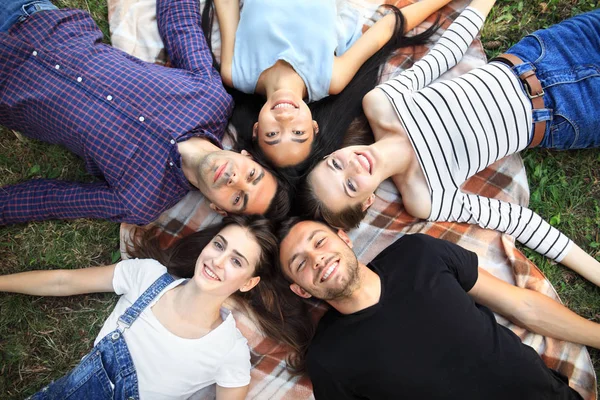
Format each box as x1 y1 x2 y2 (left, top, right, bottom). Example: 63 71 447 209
95 259 251 399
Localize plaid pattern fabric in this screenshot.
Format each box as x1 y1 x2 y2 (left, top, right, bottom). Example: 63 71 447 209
0 0 233 225
115 0 598 398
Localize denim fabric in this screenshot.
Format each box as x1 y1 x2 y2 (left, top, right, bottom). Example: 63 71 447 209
30 273 175 399
0 0 57 32
506 10 600 149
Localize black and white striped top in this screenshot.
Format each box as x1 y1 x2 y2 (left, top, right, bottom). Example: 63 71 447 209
377 7 572 262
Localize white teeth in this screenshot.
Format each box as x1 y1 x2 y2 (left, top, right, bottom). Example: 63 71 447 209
274 103 295 109
321 262 337 282
204 266 221 281
357 154 370 173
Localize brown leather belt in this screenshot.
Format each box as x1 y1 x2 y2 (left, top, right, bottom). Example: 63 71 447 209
491 53 546 148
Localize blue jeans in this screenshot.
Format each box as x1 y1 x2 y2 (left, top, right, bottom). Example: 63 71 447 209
506 10 600 149
29 273 175 399
0 0 57 32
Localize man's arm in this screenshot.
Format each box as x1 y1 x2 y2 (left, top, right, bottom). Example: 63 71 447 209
156 0 216 75
468 268 600 349
0 179 154 225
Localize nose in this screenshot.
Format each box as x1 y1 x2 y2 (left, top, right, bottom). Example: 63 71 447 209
312 253 326 269
227 172 238 186
212 252 227 270
274 111 294 122
349 156 362 174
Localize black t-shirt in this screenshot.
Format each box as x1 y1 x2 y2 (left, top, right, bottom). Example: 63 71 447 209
307 234 582 400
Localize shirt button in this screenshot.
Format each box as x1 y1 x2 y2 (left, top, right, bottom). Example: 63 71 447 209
170 139 175 145
54 64 60 70
169 162 174 167
77 77 82 83
106 95 113 101
138 116 145 122
32 50 38 56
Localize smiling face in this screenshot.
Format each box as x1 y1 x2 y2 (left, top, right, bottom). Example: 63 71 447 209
254 89 318 167
279 220 360 301
309 145 381 214
196 149 277 215
193 224 262 296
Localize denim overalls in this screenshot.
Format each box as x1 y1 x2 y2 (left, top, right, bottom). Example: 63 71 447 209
30 273 175 400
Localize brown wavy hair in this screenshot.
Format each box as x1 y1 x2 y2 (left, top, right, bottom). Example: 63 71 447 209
127 215 314 373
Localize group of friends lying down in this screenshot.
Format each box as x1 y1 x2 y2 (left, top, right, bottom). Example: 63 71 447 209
1 0 600 398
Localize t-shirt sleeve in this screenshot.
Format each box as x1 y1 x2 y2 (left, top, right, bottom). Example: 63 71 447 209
215 336 251 388
112 259 168 296
434 237 479 292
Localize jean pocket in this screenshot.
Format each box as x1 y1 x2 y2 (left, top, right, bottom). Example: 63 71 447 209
549 114 579 149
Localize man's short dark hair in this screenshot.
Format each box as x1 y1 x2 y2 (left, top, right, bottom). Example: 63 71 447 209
262 165 293 222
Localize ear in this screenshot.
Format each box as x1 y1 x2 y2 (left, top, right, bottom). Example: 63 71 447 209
361 194 375 211
336 229 353 249
312 120 319 136
252 123 259 140
290 283 312 299
239 276 261 292
209 203 228 217
240 149 253 159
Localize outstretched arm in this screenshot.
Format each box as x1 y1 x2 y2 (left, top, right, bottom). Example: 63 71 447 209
558 244 600 292
214 0 240 87
0 179 157 226
468 268 600 349
439 191 600 288
157 0 216 76
0 265 116 297
330 0 453 95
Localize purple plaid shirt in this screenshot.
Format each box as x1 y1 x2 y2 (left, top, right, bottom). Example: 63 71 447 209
0 0 233 225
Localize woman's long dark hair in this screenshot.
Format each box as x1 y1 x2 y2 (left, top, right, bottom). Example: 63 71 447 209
200 1 439 181
127 215 315 373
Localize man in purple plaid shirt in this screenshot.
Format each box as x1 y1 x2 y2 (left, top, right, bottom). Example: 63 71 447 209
0 0 287 225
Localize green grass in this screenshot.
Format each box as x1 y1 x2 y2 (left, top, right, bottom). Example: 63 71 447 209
1 0 600 397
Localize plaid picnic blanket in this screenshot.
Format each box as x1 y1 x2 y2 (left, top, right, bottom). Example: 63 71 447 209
111 0 598 398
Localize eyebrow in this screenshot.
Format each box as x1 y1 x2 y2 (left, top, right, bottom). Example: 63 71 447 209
217 234 250 265
253 170 264 186
238 170 264 213
287 229 324 271
265 139 281 145
240 193 249 213
291 138 308 143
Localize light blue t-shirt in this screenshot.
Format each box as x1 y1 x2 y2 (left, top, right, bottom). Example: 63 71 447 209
232 0 362 102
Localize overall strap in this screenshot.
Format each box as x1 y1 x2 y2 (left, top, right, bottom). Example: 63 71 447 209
117 273 175 329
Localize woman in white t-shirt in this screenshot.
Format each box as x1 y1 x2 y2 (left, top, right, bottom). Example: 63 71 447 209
0 215 310 399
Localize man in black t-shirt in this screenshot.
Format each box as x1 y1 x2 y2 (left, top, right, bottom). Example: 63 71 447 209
277 219 600 399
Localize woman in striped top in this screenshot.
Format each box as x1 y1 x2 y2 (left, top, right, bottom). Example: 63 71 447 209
303 1 600 286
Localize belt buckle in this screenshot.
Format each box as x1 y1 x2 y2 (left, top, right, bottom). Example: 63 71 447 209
526 84 545 99
520 69 545 99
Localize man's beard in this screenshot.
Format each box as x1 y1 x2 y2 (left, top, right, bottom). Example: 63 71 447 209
307 247 360 301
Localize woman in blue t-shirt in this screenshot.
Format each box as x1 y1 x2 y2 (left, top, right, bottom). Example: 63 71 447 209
207 0 450 168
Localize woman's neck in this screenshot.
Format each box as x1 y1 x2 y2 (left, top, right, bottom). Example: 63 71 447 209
255 60 307 99
371 134 418 181
170 281 224 331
